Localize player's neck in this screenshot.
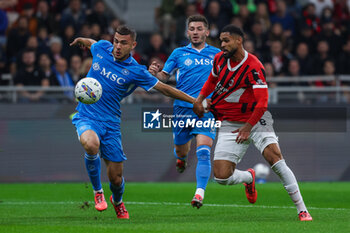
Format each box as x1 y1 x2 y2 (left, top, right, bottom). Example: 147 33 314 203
231 49 245 62
113 53 130 62
191 43 206 51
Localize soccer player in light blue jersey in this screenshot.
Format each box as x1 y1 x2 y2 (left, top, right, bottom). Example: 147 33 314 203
70 25 195 219
149 15 221 208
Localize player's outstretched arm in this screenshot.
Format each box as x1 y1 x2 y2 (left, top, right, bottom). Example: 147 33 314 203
148 61 170 83
153 81 195 104
70 37 97 50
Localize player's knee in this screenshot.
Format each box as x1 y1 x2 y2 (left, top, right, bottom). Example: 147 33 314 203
268 152 283 166
213 169 231 180
81 137 99 155
196 145 211 161
110 175 123 187
263 144 283 166
213 164 233 180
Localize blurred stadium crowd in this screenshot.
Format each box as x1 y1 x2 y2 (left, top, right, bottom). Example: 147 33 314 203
0 0 350 103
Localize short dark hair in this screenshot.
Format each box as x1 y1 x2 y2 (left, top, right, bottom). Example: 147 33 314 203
188 15 209 28
221 25 244 38
116 25 137 41
23 48 36 55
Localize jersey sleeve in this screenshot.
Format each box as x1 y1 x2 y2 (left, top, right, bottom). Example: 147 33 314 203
133 67 159 91
162 49 178 74
199 71 218 97
246 62 268 89
90 40 112 56
246 63 268 126
211 53 223 77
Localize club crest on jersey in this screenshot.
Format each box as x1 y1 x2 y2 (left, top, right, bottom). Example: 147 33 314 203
122 69 130 75
92 62 100 71
184 58 193 66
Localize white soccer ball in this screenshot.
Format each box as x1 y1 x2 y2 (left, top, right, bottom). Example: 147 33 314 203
202 99 209 113
254 163 270 180
75 78 102 104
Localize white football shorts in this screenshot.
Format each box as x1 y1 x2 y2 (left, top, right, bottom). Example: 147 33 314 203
214 111 279 164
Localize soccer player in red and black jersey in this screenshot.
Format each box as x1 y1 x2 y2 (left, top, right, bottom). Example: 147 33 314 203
193 25 312 221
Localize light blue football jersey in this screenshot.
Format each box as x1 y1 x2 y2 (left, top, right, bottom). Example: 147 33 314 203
76 40 159 122
162 43 220 108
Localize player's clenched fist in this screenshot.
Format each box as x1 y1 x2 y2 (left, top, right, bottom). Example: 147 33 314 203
193 100 205 118
193 98 210 118
148 61 160 76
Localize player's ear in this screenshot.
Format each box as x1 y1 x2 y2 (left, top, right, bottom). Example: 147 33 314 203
205 28 209 37
236 35 243 45
132 41 137 50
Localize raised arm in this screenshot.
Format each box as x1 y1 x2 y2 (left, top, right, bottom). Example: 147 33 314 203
153 81 195 104
70 37 97 50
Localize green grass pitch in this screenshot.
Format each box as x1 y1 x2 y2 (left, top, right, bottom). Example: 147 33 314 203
0 182 349 233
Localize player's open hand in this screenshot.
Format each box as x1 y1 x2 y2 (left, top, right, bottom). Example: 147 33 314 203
70 38 86 49
149 61 160 76
232 123 253 144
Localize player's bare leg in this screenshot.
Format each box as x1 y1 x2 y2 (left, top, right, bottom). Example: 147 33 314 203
263 143 312 221
214 160 257 203
190 135 213 209
174 141 191 173
80 130 107 211
105 160 129 219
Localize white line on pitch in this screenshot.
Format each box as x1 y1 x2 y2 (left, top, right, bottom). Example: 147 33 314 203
0 201 349 211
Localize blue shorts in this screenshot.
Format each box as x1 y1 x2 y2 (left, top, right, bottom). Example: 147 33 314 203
72 113 126 162
172 106 216 145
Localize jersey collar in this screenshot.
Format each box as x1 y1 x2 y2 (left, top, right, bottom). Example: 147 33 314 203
227 50 248 72
186 43 209 53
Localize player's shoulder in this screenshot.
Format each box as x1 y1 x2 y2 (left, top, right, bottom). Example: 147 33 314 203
247 53 264 69
128 58 149 73
94 40 113 49
214 51 225 60
206 45 221 53
129 57 143 69
171 46 188 55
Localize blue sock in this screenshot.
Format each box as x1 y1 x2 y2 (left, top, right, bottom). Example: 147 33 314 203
173 148 187 160
84 153 102 191
196 145 211 190
110 177 125 203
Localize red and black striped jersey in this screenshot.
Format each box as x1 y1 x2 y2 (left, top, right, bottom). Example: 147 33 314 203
203 50 268 123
